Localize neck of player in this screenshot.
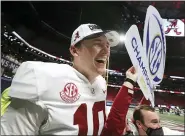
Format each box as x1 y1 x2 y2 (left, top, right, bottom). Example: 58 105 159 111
73 64 98 84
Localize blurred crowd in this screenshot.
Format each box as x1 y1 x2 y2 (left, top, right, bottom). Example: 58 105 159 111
158 106 185 116
2 54 21 65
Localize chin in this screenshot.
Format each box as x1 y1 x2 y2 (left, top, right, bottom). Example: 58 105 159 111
97 68 106 76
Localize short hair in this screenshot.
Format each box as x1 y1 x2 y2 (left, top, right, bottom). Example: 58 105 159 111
70 41 82 62
133 105 155 127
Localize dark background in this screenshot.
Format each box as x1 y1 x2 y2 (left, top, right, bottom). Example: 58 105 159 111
1 1 185 92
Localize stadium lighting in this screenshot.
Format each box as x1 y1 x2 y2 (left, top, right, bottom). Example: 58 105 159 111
20 43 24 46
119 34 126 42
170 76 185 79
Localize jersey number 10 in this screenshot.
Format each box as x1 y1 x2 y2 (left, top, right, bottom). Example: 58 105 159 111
74 101 106 136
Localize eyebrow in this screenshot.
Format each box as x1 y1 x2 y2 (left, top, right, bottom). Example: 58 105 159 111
151 119 160 122
92 39 102 42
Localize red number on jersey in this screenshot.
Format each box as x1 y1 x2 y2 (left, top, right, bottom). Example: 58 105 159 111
74 103 88 135
74 101 106 136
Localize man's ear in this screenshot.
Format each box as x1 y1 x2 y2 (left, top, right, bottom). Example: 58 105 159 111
69 46 79 57
136 120 143 129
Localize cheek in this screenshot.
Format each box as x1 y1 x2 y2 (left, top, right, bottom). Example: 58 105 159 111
88 49 99 59
147 123 156 129
82 49 96 62
151 123 160 129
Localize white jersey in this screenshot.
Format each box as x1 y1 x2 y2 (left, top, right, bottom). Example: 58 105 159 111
1 61 107 135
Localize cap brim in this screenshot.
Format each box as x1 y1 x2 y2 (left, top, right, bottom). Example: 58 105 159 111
83 31 106 40
83 31 120 47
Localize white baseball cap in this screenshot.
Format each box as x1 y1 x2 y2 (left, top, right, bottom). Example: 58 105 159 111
71 23 120 47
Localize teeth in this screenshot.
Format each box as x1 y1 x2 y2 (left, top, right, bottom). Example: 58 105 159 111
96 58 106 61
96 57 107 64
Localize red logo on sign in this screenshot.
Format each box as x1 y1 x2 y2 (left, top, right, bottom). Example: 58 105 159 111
60 83 80 103
165 19 182 35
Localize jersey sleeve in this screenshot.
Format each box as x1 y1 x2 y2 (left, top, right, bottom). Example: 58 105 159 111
1 98 48 135
9 61 39 101
101 85 134 136
1 62 49 135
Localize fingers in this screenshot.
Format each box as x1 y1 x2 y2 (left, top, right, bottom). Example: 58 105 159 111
127 66 136 74
127 66 134 73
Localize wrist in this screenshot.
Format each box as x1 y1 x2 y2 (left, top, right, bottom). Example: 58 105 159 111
123 82 134 94
123 82 134 89
124 78 136 86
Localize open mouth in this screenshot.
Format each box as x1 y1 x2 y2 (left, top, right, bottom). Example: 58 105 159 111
95 59 106 64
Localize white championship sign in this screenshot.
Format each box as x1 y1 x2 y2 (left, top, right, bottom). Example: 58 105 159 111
125 25 154 107
124 6 166 106
143 5 166 85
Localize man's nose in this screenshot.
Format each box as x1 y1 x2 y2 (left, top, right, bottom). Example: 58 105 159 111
103 42 110 54
156 123 161 128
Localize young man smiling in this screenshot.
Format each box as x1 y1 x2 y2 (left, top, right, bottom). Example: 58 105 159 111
1 23 138 135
